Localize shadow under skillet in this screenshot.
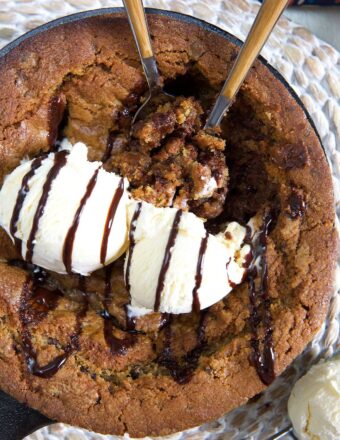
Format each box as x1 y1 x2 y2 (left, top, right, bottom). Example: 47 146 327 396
0 390 53 439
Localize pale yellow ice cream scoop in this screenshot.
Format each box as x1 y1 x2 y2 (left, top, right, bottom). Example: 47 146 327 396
288 355 340 440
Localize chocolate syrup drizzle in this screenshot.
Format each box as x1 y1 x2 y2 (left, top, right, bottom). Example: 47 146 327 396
26 150 68 263
101 91 141 163
192 232 209 313
154 210 183 311
14 259 140 378
157 311 208 384
102 132 116 164
100 178 125 265
18 265 88 378
102 264 140 356
63 167 100 273
10 157 45 252
101 132 126 164
124 202 142 293
7 113 276 387
246 212 275 385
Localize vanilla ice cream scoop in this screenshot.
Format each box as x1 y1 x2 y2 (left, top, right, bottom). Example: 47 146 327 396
288 355 340 440
124 201 251 314
0 140 129 275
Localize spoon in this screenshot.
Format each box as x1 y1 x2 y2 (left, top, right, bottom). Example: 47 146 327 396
266 425 298 440
123 0 174 128
204 0 289 131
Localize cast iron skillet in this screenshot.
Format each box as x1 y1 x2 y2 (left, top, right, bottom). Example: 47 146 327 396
0 7 325 440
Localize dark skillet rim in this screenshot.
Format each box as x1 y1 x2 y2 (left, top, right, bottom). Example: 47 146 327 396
0 7 326 156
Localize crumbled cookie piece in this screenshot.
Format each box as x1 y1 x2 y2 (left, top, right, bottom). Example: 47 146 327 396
193 130 226 151
132 104 177 152
111 97 228 218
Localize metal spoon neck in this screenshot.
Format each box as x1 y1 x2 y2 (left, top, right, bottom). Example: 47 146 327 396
204 94 231 131
141 56 162 91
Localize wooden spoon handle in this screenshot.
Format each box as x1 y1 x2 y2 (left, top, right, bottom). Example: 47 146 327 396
123 0 153 59
221 0 288 101
123 0 161 89
205 0 288 130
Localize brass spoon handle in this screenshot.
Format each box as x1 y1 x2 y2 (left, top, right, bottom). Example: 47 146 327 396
205 0 289 130
123 0 161 89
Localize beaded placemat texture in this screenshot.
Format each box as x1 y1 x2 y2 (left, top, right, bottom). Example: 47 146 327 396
0 1 338 439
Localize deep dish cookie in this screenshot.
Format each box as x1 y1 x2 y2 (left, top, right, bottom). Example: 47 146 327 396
0 12 337 437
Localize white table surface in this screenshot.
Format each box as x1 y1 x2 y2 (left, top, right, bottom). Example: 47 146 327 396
284 6 340 51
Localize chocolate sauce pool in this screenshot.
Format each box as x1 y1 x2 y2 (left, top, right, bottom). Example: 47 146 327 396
17 265 88 379
102 264 140 356
14 260 140 378
157 311 208 384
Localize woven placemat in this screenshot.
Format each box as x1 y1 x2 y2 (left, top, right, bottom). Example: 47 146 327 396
0 1 339 439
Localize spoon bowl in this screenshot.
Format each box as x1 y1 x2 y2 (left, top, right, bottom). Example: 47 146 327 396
123 0 175 132
131 85 174 128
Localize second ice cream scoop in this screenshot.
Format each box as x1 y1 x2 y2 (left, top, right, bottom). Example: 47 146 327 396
124 201 251 314
288 355 340 440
